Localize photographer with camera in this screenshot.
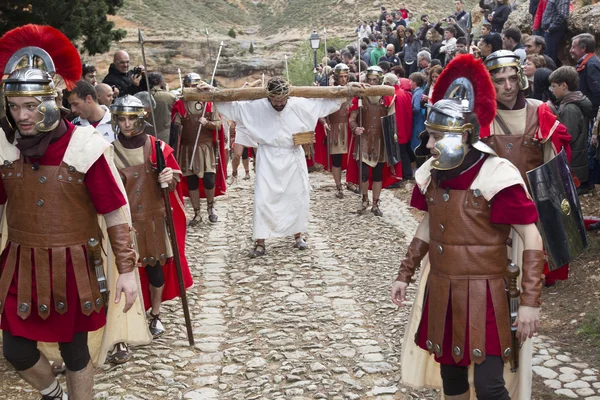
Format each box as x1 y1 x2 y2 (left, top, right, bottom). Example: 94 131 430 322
102 50 147 98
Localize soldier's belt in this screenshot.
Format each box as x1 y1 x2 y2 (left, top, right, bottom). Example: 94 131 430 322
292 131 316 146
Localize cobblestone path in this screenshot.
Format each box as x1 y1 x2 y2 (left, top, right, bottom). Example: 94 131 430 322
0 171 598 399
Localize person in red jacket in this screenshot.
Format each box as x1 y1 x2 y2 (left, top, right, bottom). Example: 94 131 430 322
384 73 414 179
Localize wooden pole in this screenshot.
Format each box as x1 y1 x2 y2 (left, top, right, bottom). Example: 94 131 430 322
183 85 394 102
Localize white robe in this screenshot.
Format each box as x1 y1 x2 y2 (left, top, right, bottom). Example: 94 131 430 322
217 97 344 239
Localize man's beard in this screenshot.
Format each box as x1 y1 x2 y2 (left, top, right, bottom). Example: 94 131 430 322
272 104 285 112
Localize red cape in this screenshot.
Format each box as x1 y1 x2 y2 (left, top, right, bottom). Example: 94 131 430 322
313 121 350 172
394 84 413 144
171 99 227 198
138 136 194 310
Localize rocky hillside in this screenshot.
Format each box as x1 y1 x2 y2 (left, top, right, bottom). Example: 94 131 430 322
86 0 479 87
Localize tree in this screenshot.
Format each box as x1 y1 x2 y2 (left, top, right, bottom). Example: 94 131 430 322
249 42 254 54
0 0 126 55
228 28 236 38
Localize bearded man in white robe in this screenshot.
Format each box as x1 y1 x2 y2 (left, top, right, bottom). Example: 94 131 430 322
210 77 347 257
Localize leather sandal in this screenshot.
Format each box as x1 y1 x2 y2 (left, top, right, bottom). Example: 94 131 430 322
294 236 308 250
346 182 360 194
149 312 165 338
335 184 344 199
188 208 202 227
358 195 370 214
243 171 251 180
207 201 218 223
249 242 266 258
109 342 131 365
228 172 238 185
371 198 383 217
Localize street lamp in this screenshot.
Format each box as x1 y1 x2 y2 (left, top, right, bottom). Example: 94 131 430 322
309 30 320 84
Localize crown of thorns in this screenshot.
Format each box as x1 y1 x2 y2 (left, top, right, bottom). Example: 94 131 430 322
266 76 291 99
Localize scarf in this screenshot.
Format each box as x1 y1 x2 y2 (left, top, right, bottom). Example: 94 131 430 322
16 119 68 158
576 53 595 72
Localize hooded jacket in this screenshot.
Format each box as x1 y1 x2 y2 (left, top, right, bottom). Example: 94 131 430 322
556 91 594 183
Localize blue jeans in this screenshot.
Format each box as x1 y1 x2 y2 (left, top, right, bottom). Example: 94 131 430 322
544 28 567 67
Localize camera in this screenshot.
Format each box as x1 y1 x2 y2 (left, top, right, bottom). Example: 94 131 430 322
132 66 143 76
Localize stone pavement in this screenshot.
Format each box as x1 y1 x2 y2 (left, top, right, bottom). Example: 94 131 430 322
0 171 598 399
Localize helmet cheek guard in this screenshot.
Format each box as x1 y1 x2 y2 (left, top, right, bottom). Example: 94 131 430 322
35 97 60 132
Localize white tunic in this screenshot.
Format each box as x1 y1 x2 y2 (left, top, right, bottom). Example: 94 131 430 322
217 97 344 239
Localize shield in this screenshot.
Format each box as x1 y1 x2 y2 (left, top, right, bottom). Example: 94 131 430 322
381 112 401 167
526 150 588 270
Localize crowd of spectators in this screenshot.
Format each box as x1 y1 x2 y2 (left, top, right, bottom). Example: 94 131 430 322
325 1 600 192
74 0 599 194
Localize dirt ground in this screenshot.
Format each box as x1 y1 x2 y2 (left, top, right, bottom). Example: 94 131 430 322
394 181 600 398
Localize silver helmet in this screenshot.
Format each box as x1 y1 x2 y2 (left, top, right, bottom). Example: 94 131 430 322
110 95 146 135
333 63 350 76
183 72 202 87
415 54 497 170
484 50 529 91
366 66 384 84
1 26 82 134
2 47 60 132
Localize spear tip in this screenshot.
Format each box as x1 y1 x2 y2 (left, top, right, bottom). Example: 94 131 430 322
138 28 144 43
220 41 224 46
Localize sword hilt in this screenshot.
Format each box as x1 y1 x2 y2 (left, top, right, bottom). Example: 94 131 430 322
507 262 520 298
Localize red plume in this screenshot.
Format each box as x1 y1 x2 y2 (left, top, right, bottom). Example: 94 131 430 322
431 54 496 128
0 24 81 90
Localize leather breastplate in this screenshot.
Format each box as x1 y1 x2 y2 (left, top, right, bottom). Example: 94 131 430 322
360 97 386 162
0 157 103 319
419 179 512 365
482 134 543 185
180 103 213 146
115 139 168 266
1 160 98 247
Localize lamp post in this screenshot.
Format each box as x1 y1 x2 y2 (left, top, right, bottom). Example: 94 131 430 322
309 30 320 84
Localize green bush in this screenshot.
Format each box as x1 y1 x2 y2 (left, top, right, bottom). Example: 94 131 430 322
288 37 351 86
228 28 236 38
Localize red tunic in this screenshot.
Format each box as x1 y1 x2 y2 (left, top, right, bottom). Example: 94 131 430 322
136 136 193 310
0 121 127 342
411 156 538 365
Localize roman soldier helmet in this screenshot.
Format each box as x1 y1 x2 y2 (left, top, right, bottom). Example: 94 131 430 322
333 63 350 76
183 72 202 87
366 66 384 84
110 95 146 135
0 25 81 133
415 54 497 170
484 50 529 90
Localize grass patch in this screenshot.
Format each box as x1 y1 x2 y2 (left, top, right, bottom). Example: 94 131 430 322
576 311 600 348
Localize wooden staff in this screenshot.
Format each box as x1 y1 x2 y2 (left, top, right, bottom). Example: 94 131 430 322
183 85 395 102
139 28 195 346
155 142 195 346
